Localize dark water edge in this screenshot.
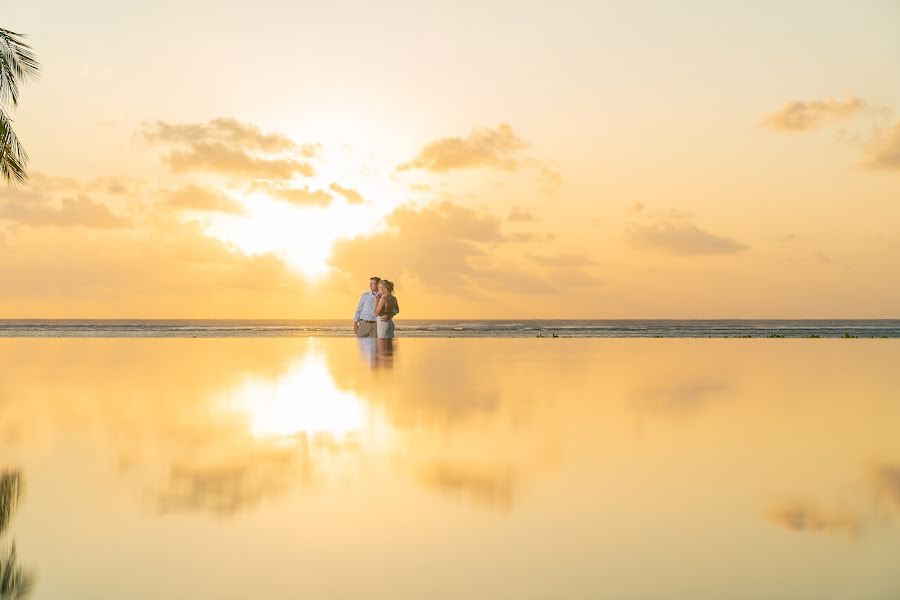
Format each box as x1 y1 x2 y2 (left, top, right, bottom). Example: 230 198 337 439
1 319 899 338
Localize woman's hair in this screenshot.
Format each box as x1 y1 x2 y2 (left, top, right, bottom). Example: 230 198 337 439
382 280 394 293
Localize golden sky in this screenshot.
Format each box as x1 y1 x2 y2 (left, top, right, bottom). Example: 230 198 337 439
2 0 900 318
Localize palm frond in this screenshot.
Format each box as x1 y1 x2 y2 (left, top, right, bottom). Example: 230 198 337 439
0 28 40 108
0 110 28 186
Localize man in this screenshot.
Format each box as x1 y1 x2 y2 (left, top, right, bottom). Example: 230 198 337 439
353 276 399 337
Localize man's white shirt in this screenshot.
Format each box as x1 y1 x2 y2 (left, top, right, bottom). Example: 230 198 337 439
353 291 399 321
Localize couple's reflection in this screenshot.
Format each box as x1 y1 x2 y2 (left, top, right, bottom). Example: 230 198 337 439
357 337 396 369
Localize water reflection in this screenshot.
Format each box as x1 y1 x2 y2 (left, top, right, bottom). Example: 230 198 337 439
156 346 387 516
357 337 396 369
763 462 900 540
230 351 369 441
0 470 33 600
157 446 311 516
416 460 515 512
764 502 863 539
871 463 900 510
0 339 898 598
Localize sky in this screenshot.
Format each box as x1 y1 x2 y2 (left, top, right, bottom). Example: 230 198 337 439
2 0 899 318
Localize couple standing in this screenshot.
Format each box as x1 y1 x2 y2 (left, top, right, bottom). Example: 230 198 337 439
352 276 399 338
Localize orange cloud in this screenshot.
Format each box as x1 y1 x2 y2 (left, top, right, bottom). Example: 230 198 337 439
761 97 864 132
328 182 364 204
524 252 601 288
330 201 556 294
331 202 498 291
0 194 130 228
506 207 534 222
862 121 900 170
0 198 320 317
143 118 316 179
526 253 595 268
248 181 332 206
627 213 748 256
163 143 314 178
538 163 562 191
397 123 529 172
143 117 310 153
165 185 245 214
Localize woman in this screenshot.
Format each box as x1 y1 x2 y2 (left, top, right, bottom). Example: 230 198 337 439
375 279 397 339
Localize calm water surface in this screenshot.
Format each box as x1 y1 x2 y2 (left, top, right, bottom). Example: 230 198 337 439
1 339 899 599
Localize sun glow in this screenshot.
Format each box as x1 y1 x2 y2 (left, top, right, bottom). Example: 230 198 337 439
199 144 409 280
203 191 372 279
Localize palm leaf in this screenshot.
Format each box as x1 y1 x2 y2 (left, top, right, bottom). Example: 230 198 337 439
0 28 40 108
0 110 28 186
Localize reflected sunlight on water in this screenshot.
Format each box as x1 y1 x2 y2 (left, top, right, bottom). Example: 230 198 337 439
227 347 372 441
0 338 898 599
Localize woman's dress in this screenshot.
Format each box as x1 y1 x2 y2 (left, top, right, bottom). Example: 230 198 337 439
376 296 396 338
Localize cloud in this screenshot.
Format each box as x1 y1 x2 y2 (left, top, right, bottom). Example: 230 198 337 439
506 232 556 243
0 215 317 316
761 97 864 132
165 185 245 214
523 253 601 289
397 123 529 172
862 121 900 170
507 207 534 222
16 172 80 193
87 176 144 196
143 117 309 154
764 503 862 537
163 143 315 178
388 201 505 243
328 182 364 204
546 267 603 287
468 267 557 294
526 253 596 268
330 202 498 291
627 216 748 256
248 181 332 207
143 118 316 179
0 172 382 318
0 194 130 228
539 163 562 190
330 201 556 294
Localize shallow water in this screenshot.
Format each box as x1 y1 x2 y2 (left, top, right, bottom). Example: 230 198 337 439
1 338 899 599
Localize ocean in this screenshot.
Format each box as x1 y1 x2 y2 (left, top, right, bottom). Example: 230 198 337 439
1 319 899 337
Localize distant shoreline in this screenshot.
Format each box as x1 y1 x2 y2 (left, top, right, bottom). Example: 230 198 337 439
2 319 899 338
